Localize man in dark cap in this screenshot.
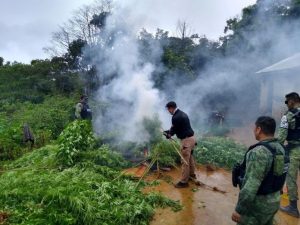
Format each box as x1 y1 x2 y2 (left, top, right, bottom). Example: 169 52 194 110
164 101 197 188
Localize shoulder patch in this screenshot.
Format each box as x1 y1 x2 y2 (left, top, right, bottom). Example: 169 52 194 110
280 115 288 129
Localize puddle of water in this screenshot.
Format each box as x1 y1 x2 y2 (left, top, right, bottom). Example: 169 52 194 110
136 165 300 225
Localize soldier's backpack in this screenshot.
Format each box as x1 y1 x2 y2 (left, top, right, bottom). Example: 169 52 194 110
232 141 289 195
80 103 92 119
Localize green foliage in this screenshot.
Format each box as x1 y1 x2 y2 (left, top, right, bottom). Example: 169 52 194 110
74 144 130 169
10 96 76 140
194 137 246 169
150 140 179 167
0 118 24 160
0 145 181 225
142 116 181 167
0 96 77 160
4 145 58 170
66 39 87 69
0 62 81 105
57 120 96 166
207 126 231 137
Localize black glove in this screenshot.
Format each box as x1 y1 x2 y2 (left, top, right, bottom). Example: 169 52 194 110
163 130 171 139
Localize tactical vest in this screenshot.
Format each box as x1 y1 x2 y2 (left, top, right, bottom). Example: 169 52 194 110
80 103 92 119
232 141 289 195
287 108 300 141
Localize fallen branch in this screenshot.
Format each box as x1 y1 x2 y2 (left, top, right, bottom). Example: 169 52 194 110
168 138 188 165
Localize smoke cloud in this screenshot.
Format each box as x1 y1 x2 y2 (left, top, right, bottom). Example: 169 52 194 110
86 0 300 144
86 6 168 143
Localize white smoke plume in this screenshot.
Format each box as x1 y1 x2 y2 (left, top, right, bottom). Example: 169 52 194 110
87 5 169 143
85 0 300 144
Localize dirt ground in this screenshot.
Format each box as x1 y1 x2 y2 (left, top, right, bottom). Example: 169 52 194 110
125 126 300 225
136 165 300 225
0 212 9 224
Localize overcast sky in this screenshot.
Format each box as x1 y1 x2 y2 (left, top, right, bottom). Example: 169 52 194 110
0 0 256 63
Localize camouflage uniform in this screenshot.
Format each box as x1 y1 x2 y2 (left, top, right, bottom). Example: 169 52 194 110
75 102 83 119
278 107 300 201
235 139 286 225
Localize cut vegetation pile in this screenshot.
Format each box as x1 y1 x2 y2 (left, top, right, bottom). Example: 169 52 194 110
0 121 181 225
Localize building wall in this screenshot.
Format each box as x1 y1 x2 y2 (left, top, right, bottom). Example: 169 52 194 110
259 69 300 121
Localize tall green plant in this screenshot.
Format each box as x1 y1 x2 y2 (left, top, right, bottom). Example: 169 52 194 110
57 120 95 166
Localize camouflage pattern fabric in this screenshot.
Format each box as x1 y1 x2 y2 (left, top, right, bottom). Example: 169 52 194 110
285 146 300 201
75 102 83 119
278 107 300 146
235 139 285 225
278 108 300 201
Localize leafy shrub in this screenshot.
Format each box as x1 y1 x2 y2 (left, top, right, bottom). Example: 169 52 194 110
0 120 24 160
150 140 180 167
0 145 181 225
11 96 76 140
57 120 95 166
0 95 76 161
194 137 246 169
74 144 130 169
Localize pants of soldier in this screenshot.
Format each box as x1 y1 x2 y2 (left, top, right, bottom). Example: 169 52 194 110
180 136 196 183
287 146 300 201
237 192 280 225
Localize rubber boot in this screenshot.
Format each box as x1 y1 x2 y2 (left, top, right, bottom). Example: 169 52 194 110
280 200 300 218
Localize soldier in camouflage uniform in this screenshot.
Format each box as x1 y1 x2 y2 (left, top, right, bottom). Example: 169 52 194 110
232 116 287 224
75 95 92 120
278 92 300 218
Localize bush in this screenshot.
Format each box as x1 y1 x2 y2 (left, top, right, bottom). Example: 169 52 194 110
11 96 76 141
0 119 24 160
0 95 77 160
57 120 95 166
194 137 246 169
150 140 180 167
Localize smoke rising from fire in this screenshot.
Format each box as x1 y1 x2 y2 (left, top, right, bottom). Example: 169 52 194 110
86 0 300 143
87 6 168 143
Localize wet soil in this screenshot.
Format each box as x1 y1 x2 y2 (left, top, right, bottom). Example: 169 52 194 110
127 165 300 225
0 212 9 224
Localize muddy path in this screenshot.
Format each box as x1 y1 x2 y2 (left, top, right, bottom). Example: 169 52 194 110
129 165 300 225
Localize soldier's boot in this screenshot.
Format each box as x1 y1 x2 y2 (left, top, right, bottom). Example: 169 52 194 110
280 200 300 218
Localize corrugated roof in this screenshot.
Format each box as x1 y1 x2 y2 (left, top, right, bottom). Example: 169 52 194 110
256 52 300 74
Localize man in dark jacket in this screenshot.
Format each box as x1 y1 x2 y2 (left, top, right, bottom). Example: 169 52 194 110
164 101 197 188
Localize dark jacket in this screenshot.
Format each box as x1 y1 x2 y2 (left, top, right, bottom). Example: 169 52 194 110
168 109 194 140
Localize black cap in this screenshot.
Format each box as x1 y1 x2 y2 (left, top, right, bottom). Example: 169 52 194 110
286 92 300 102
80 95 88 100
165 101 177 108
